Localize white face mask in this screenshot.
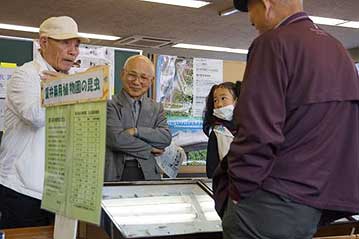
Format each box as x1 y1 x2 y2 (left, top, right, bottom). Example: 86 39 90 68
213 104 234 121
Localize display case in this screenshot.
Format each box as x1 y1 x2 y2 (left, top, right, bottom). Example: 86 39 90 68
198 178 212 193
101 180 222 239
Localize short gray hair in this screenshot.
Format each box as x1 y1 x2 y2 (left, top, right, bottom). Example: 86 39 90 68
123 55 155 74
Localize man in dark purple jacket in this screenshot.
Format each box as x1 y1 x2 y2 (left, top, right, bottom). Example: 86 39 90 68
213 0 359 238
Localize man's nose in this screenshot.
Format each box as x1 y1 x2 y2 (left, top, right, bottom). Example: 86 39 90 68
68 44 78 56
131 76 141 84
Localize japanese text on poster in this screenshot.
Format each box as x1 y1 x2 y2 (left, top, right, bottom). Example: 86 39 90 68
41 66 109 225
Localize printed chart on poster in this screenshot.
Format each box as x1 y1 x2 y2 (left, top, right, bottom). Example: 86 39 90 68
41 66 109 225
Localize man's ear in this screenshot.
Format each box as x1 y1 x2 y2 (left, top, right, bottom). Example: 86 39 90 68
39 36 48 49
261 0 273 19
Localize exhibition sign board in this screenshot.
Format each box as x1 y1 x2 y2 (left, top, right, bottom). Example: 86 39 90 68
41 65 109 225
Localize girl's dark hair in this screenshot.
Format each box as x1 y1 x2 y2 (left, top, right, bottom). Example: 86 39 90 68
203 81 241 127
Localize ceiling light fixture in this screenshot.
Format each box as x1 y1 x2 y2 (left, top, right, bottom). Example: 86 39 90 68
0 23 121 40
173 43 248 54
217 8 359 30
335 21 359 29
140 0 210 8
78 33 120 41
0 23 38 33
309 16 346 26
309 16 359 29
0 35 34 42
219 8 239 17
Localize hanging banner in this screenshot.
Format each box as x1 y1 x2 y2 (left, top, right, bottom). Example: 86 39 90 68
41 65 109 225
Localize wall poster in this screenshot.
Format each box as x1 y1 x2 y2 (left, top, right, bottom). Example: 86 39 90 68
156 55 223 165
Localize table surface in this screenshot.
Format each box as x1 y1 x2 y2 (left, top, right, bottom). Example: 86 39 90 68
2 225 54 239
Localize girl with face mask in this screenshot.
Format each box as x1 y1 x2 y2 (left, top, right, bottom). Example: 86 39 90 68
203 81 241 178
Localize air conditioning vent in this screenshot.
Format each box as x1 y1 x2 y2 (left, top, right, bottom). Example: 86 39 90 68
114 35 177 48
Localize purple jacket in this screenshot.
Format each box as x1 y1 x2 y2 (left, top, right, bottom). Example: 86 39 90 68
213 12 359 218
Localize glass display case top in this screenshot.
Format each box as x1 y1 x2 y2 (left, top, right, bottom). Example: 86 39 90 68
102 181 221 238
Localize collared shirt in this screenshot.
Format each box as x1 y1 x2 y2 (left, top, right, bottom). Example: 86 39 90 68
133 100 140 122
273 15 290 29
122 91 143 124
226 12 359 213
0 53 55 200
121 91 144 162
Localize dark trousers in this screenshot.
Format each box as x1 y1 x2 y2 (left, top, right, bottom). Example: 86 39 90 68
0 185 54 229
222 189 322 239
121 160 145 181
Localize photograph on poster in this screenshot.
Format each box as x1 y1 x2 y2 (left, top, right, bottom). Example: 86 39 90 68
156 55 223 165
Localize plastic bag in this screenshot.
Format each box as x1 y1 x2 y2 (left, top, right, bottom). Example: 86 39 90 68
213 125 234 160
155 142 187 178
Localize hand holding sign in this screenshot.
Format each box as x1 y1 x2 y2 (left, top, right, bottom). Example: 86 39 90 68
41 70 66 81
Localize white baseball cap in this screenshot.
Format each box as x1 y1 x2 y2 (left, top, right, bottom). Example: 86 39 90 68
39 16 89 43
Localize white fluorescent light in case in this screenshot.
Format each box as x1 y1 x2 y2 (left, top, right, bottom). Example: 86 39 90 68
0 23 121 40
173 43 249 54
140 0 210 8
103 196 198 225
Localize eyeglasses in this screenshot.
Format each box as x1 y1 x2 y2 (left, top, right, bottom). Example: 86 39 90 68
125 70 154 83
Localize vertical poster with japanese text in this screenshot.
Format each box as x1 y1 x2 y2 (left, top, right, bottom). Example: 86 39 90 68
156 55 223 165
41 66 109 225
192 58 223 117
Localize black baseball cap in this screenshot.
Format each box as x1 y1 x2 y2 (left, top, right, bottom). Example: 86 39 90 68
233 0 248 12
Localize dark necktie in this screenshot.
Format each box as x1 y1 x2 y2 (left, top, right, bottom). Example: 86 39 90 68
133 100 140 122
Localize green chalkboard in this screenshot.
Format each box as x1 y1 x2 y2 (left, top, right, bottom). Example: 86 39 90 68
114 50 139 95
0 38 33 66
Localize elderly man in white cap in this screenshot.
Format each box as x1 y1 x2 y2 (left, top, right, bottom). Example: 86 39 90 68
0 16 88 229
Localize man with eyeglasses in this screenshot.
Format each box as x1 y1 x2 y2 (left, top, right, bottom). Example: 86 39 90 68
0 16 88 228
105 55 171 181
